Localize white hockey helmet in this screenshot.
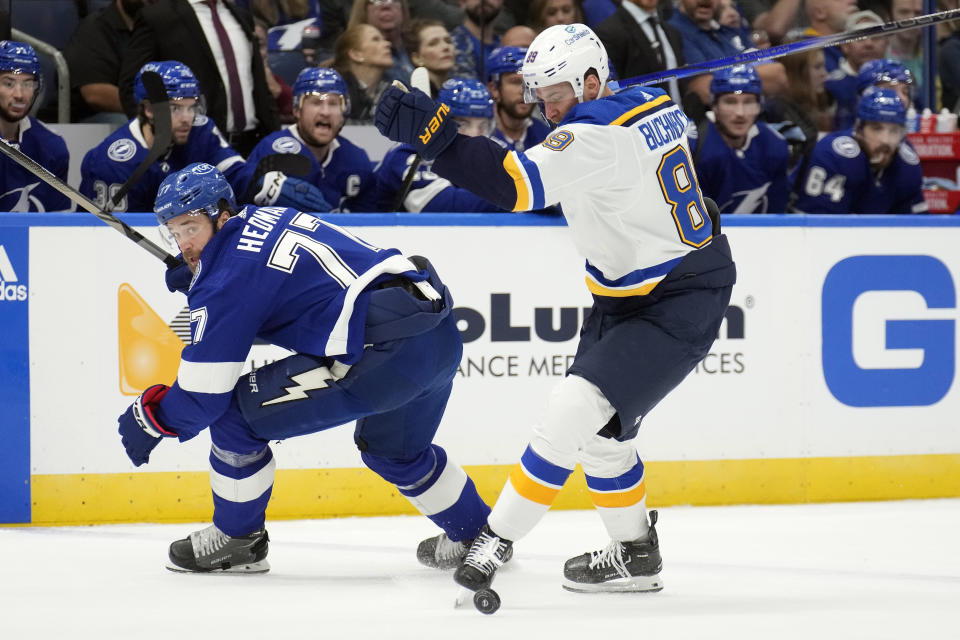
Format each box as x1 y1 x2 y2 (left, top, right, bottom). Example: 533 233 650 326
521 23 609 104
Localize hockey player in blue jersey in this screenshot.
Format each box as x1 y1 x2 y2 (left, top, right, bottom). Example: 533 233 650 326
373 78 505 213
240 67 377 213
689 65 790 214
376 23 735 602
116 162 491 573
857 59 915 113
793 88 927 214
486 46 551 152
0 40 71 212
79 61 245 213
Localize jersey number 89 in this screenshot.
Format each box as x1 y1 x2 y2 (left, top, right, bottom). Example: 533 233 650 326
657 146 711 248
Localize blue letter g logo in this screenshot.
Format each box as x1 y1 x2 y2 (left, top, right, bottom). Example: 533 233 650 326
822 255 955 407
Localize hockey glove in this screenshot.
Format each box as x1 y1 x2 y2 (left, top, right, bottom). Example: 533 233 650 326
117 384 178 466
165 257 193 295
254 171 333 212
375 84 458 161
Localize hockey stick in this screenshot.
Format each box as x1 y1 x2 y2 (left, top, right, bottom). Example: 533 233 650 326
0 138 182 269
615 7 960 88
391 66 432 212
240 152 313 203
107 71 172 212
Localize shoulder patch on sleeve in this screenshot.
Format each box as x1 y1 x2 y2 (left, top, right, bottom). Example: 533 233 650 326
898 143 920 165
107 138 137 162
193 114 210 127
271 136 303 155
541 129 574 151
831 135 861 159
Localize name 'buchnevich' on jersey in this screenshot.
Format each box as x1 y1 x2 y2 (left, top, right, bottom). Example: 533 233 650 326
637 106 689 152
237 208 283 253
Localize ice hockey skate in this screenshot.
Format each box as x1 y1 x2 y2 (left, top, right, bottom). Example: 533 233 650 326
418 531 514 570
562 510 663 593
167 524 270 574
453 525 513 590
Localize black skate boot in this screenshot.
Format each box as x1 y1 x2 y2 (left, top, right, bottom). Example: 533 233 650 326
167 524 270 574
454 525 513 590
418 532 514 570
563 510 664 593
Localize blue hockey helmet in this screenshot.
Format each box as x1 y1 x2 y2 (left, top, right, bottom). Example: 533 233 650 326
293 66 349 112
134 61 201 104
0 40 40 77
856 58 914 95
486 46 527 83
856 87 907 126
154 162 236 224
438 78 494 118
710 65 762 100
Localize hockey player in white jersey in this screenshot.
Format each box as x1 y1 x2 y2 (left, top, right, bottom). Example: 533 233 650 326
376 23 736 602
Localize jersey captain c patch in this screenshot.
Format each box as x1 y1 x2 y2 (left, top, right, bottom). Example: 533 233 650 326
542 130 574 151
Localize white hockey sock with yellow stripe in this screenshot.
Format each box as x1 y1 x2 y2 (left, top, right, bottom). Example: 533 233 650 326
487 444 573 542
585 451 649 542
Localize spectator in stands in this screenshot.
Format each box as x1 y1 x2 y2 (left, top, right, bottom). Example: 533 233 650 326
485 46 550 152
403 19 456 96
792 88 927 214
409 0 467 29
332 23 394 122
596 0 685 104
689 65 790 214
529 0 584 32
373 78 505 212
0 41 71 212
738 0 803 45
347 0 414 84
119 0 280 157
451 0 504 81
765 45 833 156
668 0 787 105
801 0 858 72
81 61 245 213
255 18 296 124
825 10 888 130
238 0 320 27
240 67 376 212
500 24 536 47
64 0 148 123
320 0 464 51
886 0 924 102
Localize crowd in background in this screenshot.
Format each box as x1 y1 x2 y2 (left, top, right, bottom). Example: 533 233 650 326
2 0 960 215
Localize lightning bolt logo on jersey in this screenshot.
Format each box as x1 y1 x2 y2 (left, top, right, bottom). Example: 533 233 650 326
0 118 71 212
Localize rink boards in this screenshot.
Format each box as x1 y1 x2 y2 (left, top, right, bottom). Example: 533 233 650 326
2 213 959 525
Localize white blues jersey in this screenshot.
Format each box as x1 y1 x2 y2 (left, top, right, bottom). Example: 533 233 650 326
79 116 245 213
689 115 790 214
501 87 712 297
154 206 427 439
241 126 377 212
792 130 928 214
0 117 71 212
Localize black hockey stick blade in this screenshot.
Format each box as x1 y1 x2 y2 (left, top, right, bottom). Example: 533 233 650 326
0 138 182 269
108 71 172 212
241 152 312 203
616 7 960 89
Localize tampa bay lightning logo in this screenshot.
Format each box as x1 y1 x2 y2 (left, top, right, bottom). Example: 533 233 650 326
107 138 137 162
271 137 302 155
831 135 861 159
0 183 46 212
899 144 920 165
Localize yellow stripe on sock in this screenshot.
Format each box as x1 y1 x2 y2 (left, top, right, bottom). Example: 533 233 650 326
508 464 560 506
590 479 646 508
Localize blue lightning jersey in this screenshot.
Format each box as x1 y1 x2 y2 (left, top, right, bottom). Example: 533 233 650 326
792 130 928 214
372 144 504 213
689 117 790 213
0 117 71 212
79 116 245 213
155 206 430 439
241 125 377 212
490 118 552 153
825 61 860 130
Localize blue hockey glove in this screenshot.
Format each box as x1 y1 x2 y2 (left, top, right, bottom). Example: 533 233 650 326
117 384 178 466
254 171 332 212
375 84 458 161
165 258 193 295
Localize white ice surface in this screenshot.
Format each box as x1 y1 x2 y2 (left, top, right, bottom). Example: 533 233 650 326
3 500 959 640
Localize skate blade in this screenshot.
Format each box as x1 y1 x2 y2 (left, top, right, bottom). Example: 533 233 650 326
166 559 271 574
562 574 663 593
454 586 472 608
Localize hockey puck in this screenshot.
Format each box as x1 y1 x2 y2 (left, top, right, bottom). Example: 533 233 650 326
473 588 500 615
